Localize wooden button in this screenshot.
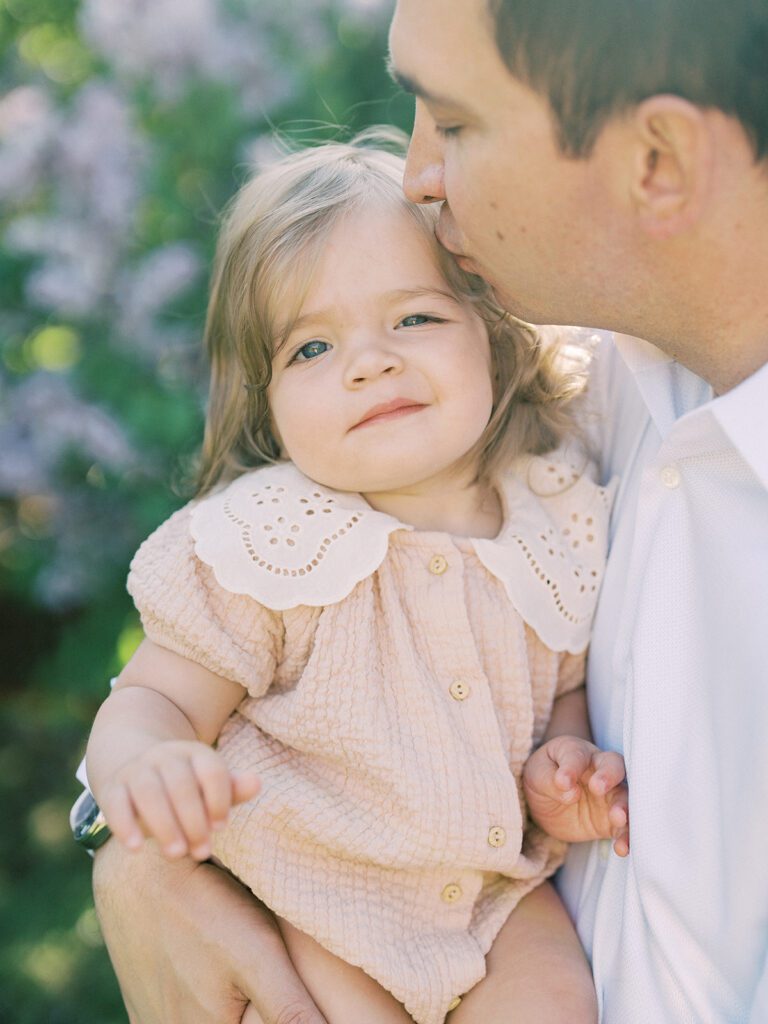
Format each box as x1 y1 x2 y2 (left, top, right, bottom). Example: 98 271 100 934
441 882 463 903
429 554 448 575
488 826 506 848
449 680 470 701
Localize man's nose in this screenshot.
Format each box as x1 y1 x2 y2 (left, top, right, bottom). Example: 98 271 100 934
403 102 445 205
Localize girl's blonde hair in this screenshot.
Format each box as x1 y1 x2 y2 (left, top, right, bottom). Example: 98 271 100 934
197 127 583 495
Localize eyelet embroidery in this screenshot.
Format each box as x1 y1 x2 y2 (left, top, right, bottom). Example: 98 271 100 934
222 484 364 578
520 459 612 621
472 451 616 649
190 462 406 609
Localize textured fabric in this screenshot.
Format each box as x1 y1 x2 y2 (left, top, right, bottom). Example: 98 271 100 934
558 337 768 1024
128 454 612 1024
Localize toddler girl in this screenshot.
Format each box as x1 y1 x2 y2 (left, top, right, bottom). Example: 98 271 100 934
86 134 628 1024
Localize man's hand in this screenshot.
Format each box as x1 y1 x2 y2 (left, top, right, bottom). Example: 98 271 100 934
523 735 629 856
92 839 328 1024
100 739 260 861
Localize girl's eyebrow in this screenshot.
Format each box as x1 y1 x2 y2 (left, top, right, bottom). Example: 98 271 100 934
385 287 462 306
286 287 462 335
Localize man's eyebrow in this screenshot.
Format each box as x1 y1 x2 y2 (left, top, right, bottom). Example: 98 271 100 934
386 56 469 112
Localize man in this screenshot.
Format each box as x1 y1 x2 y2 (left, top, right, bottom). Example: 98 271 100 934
86 1 768 1021
390 3 768 1022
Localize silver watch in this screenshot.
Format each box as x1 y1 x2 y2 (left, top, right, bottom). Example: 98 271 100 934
71 789 112 851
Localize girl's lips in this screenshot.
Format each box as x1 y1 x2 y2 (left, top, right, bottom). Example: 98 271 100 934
351 400 428 430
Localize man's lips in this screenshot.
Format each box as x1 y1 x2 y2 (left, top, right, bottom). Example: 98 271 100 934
436 225 480 275
350 398 428 430
435 223 463 258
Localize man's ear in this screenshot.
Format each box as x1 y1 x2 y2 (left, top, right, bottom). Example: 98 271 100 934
628 95 713 239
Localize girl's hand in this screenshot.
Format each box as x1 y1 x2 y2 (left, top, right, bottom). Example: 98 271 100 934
523 735 629 856
99 740 260 860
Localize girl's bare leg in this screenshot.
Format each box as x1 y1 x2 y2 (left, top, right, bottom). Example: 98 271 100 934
449 881 597 1024
242 916 413 1024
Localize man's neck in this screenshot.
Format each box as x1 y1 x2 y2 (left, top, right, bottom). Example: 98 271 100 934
646 307 768 396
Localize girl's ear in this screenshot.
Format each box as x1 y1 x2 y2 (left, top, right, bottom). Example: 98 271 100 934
627 95 714 239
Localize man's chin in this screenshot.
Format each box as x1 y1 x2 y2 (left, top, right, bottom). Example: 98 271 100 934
454 253 482 275
454 258 552 325
487 284 548 326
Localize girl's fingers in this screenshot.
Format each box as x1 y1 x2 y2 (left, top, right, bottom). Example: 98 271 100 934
612 827 630 857
127 767 190 858
231 770 261 806
553 742 594 795
588 750 627 796
190 747 236 829
608 802 627 830
157 758 214 860
609 785 630 855
101 783 143 851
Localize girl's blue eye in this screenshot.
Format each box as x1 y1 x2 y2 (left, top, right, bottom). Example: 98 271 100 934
400 314 433 327
292 340 330 363
435 125 462 139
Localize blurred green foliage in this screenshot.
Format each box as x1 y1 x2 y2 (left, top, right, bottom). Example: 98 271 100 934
0 1 411 1019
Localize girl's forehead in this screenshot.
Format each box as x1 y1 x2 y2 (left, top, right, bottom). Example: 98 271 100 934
309 204 443 282
267 199 453 344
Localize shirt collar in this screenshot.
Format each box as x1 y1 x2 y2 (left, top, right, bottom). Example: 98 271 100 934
708 359 768 491
614 333 768 490
613 334 713 439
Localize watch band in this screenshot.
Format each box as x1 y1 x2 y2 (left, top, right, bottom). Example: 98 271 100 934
71 789 112 851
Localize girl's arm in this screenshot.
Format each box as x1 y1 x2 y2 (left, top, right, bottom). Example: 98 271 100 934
86 638 259 860
541 684 592 742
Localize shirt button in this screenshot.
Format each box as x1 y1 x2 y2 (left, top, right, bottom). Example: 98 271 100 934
449 679 470 701
488 826 506 848
429 554 448 575
660 464 681 488
441 882 463 903
599 838 612 861
447 996 462 1011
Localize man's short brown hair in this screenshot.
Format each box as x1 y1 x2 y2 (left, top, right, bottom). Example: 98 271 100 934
488 0 768 159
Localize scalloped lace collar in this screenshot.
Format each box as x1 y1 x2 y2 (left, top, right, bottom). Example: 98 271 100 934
190 453 616 653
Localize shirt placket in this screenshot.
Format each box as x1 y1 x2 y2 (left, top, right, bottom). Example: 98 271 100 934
412 540 525 879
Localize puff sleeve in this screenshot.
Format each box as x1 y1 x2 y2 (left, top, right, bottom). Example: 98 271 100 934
127 503 283 698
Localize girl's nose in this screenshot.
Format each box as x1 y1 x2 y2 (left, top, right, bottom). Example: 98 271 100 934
344 341 404 387
403 102 446 205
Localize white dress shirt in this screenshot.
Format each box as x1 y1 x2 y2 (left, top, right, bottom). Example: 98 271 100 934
558 335 768 1023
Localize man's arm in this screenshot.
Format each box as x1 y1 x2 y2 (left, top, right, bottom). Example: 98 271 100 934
82 640 328 1024
92 836 328 1024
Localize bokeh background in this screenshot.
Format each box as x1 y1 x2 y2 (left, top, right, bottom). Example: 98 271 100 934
0 1 410 1019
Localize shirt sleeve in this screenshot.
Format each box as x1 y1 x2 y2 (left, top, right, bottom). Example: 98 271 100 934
127 503 283 698
556 648 587 698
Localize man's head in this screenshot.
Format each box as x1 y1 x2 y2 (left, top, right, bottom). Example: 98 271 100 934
389 0 768 386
